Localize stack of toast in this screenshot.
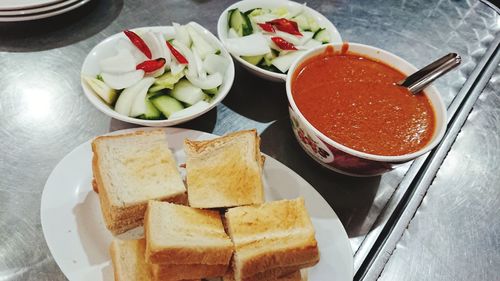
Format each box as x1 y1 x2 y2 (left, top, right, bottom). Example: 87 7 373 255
92 130 187 235
91 129 320 281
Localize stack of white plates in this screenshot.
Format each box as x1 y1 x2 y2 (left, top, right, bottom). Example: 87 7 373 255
0 0 92 22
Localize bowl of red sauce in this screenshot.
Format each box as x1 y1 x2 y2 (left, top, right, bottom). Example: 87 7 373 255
286 43 447 176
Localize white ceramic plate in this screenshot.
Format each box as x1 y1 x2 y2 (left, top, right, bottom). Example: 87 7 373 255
0 0 80 16
0 0 64 10
80 24 235 127
41 128 353 281
217 0 342 82
0 0 91 22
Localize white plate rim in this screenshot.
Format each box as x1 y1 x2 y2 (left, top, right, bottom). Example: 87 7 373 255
0 0 81 16
0 0 66 11
40 127 353 281
0 0 91 22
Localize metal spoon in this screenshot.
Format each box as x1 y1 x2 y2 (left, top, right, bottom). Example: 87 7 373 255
396 53 461 94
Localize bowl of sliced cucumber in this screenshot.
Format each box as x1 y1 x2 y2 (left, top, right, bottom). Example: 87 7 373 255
217 0 342 82
81 22 234 126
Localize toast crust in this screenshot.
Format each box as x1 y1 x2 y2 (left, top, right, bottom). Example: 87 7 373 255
110 239 203 281
223 268 304 281
152 262 228 280
185 130 264 208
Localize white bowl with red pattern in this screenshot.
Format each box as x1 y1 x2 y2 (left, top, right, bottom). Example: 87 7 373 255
286 43 448 176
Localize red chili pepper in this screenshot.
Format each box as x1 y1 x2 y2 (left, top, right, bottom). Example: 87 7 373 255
267 18 302 36
136 58 166 73
124 30 152 59
257 23 275 33
166 41 189 64
271 37 297 50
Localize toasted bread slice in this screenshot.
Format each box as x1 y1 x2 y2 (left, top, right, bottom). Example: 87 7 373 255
184 130 264 208
223 269 305 281
225 198 319 280
152 262 228 280
145 201 234 265
92 129 186 234
110 239 200 281
110 239 153 281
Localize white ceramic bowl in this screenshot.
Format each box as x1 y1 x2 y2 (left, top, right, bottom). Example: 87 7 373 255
81 23 235 127
286 43 448 176
217 0 342 82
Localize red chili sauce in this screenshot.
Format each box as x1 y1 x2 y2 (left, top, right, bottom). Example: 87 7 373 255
292 45 436 156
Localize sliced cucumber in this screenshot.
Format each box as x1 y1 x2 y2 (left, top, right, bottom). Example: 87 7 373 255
242 55 264 65
257 62 282 73
313 28 330 43
203 87 218 95
150 95 184 118
156 70 184 84
203 93 212 102
271 7 288 17
142 97 163 120
309 18 321 33
247 8 271 17
293 14 310 31
228 8 253 37
263 50 278 66
83 76 118 105
147 90 168 100
150 71 185 92
148 84 167 93
171 79 204 105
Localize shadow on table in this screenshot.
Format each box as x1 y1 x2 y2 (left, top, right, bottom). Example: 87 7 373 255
0 0 123 52
73 190 110 265
222 64 289 123
261 117 381 238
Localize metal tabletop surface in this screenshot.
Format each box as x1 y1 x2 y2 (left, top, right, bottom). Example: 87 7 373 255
0 0 498 280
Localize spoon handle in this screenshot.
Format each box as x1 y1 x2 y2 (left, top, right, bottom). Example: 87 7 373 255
397 53 461 94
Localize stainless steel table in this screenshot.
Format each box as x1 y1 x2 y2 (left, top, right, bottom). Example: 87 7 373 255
0 0 498 280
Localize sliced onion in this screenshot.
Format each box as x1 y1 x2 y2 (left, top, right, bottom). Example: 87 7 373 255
172 40 198 78
186 72 223 90
226 33 270 56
